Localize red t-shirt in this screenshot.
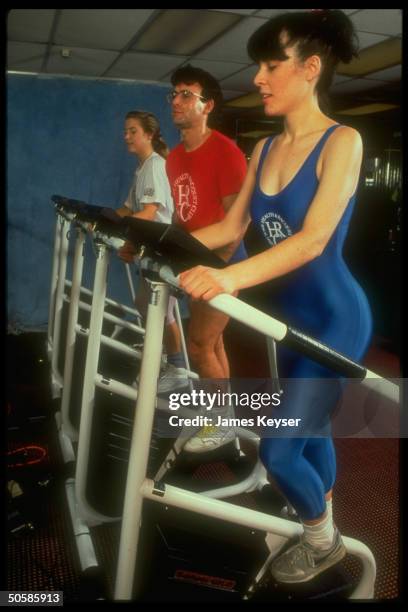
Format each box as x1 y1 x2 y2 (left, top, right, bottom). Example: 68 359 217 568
166 130 247 232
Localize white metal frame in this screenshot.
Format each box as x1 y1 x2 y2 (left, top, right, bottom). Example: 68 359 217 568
48 207 143 400
49 212 72 397
47 213 64 359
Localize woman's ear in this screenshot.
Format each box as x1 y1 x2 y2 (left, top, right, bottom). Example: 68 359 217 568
305 54 322 82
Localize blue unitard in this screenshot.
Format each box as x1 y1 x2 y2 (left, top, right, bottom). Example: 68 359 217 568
250 125 372 520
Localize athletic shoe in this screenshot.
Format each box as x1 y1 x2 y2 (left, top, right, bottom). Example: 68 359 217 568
157 363 190 393
183 424 235 453
270 527 346 583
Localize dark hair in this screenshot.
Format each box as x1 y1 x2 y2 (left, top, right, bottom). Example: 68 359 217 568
171 64 223 127
247 10 359 111
125 110 169 159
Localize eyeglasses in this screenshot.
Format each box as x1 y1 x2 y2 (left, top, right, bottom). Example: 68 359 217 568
166 89 207 104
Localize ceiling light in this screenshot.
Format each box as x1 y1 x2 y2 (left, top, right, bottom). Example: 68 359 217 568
239 129 277 138
337 103 399 116
225 92 262 108
337 38 401 77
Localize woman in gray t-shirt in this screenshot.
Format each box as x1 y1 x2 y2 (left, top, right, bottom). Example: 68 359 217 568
118 111 187 389
117 111 173 223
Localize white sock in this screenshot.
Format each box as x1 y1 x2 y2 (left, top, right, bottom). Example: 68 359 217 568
302 510 335 551
326 498 333 523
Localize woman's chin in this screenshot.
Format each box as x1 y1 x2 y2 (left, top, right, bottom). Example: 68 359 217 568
263 105 278 117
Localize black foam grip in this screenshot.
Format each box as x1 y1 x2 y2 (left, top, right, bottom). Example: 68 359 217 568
123 217 226 274
51 194 104 219
51 196 126 237
284 326 367 379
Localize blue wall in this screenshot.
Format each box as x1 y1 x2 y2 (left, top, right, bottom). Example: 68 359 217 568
7 74 179 329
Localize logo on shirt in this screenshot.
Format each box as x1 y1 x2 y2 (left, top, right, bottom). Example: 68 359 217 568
174 173 198 223
260 212 292 246
144 187 154 197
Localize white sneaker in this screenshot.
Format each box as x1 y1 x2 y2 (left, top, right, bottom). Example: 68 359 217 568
157 363 190 394
183 424 236 453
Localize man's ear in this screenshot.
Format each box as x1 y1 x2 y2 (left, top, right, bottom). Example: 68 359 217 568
204 98 215 116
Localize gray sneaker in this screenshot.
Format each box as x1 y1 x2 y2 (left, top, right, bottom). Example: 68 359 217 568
133 363 189 393
270 528 346 584
157 363 190 394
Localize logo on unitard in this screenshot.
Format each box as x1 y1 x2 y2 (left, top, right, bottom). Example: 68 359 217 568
260 212 293 246
174 173 198 223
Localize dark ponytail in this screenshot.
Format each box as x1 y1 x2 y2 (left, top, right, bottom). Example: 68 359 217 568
247 9 359 111
125 111 169 159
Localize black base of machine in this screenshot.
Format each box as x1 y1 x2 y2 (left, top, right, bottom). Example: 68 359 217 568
133 499 356 602
86 390 177 517
135 499 269 601
65 319 142 432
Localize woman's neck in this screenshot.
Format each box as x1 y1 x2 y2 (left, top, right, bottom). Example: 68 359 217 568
137 145 154 164
283 98 331 142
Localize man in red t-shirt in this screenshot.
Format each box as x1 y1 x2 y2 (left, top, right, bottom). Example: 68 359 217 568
166 65 247 452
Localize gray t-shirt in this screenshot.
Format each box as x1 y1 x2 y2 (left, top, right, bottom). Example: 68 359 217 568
124 152 174 224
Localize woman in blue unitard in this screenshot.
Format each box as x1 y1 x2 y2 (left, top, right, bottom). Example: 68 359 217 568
179 10 372 583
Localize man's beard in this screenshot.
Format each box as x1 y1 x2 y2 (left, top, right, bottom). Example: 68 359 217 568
173 116 192 130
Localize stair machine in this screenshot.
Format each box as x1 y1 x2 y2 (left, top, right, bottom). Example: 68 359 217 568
48 198 273 597
112 215 399 601
48 199 399 601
